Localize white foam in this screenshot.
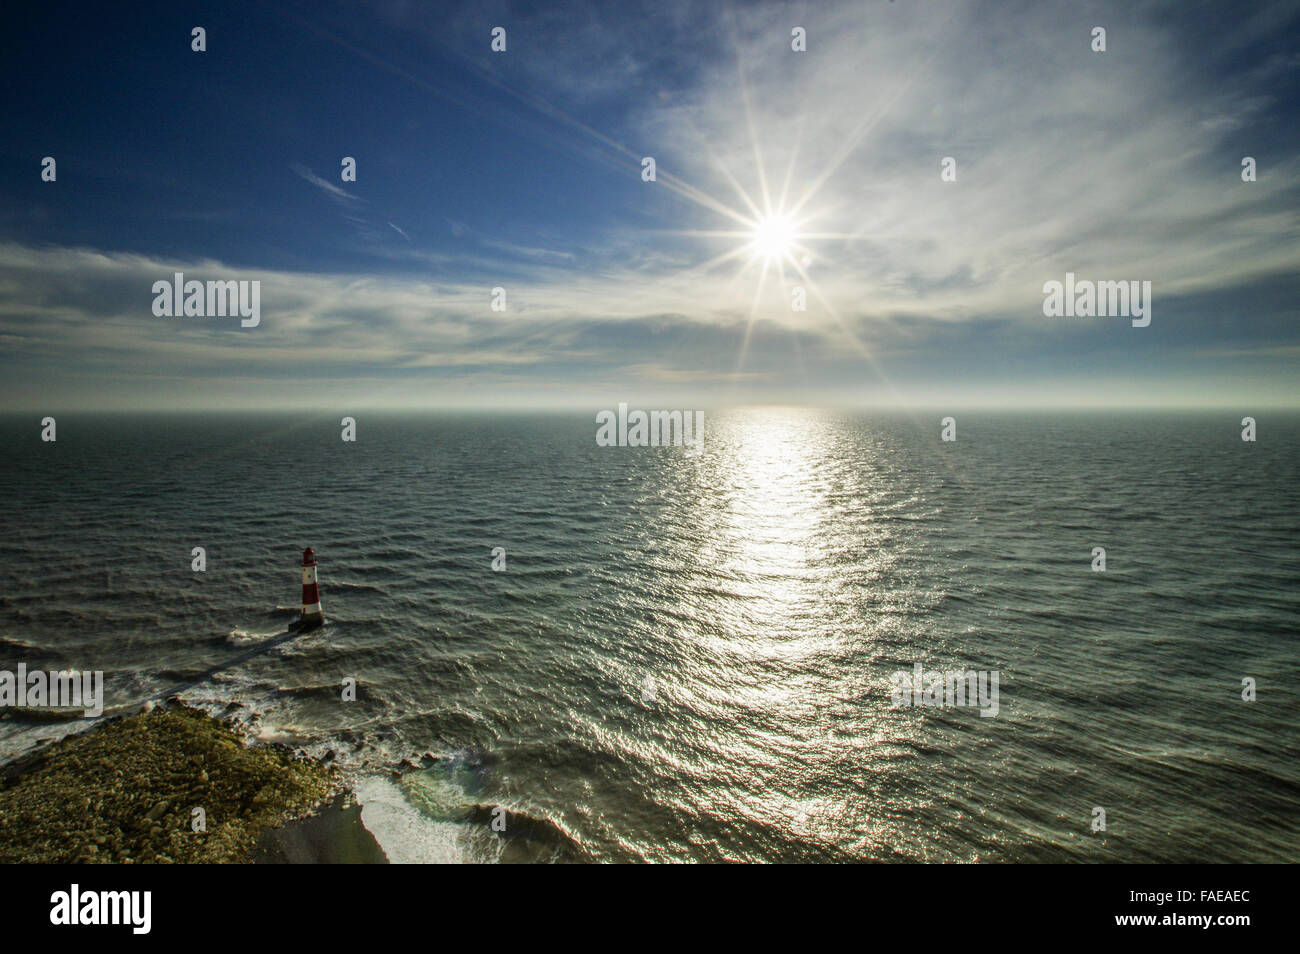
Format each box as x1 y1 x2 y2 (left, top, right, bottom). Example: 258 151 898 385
227 627 281 645
353 775 480 865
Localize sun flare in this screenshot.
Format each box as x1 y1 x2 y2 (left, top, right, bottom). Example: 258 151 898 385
750 213 798 262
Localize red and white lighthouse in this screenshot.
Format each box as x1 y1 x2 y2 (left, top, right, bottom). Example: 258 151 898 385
300 547 324 628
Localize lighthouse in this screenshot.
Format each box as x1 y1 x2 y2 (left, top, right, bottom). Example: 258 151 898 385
300 547 324 628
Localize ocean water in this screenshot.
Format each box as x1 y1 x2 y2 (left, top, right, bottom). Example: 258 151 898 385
1 410 1298 863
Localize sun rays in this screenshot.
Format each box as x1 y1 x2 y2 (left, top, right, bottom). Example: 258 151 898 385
283 4 911 387
657 154 876 378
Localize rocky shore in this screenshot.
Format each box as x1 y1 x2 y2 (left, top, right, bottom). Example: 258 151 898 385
0 702 351 863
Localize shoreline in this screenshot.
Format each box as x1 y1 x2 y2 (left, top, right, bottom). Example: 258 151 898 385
0 702 386 864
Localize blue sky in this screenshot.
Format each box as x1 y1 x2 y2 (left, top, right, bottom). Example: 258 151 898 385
1 0 1298 410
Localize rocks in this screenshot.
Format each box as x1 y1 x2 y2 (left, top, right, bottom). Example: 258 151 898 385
0 702 338 864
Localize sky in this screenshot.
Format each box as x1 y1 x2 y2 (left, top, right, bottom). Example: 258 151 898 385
1 0 1297 411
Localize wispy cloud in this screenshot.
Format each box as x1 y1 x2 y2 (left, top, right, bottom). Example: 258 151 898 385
1 238 1296 411
290 163 363 206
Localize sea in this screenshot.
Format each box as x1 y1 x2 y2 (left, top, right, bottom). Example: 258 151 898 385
1 410 1297 863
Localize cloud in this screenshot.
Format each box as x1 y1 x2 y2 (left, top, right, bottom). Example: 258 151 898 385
290 163 363 206
1 236 1296 411
620 0 1300 327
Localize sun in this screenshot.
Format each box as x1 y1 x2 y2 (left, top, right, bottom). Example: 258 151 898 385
750 213 799 263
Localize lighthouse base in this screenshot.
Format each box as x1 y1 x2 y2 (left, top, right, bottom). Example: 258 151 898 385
300 606 324 630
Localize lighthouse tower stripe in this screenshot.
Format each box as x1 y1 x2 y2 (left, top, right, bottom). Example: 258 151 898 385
301 547 323 622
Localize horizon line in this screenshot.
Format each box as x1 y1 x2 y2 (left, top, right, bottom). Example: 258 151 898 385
4 403 1298 416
